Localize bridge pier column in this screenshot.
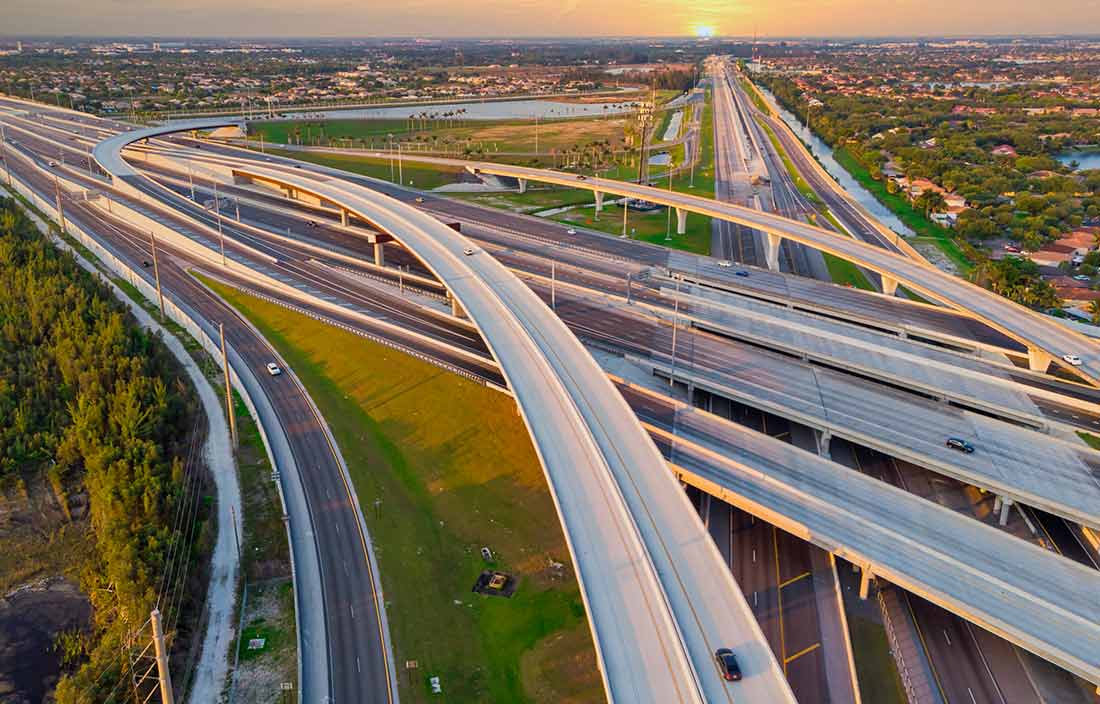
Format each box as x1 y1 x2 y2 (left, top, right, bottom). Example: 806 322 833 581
881 274 899 297
451 295 465 319
999 497 1014 526
594 190 604 213
816 428 832 459
1027 346 1054 372
765 232 782 271
517 177 527 194
858 565 874 600
340 209 349 227
373 242 385 267
675 208 687 235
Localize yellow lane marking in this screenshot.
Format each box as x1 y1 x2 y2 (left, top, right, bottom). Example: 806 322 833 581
784 642 821 664
779 571 811 589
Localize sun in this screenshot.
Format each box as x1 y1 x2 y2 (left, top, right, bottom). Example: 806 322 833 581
694 25 715 38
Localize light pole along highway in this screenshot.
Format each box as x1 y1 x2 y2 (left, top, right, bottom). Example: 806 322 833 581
94 121 797 704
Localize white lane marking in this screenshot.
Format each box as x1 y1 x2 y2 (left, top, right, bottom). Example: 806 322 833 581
943 630 951 646
350 603 356 619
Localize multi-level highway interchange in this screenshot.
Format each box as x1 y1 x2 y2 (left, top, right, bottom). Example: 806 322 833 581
2 53 1100 704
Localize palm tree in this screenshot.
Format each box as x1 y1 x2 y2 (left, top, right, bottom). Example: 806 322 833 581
1089 299 1100 326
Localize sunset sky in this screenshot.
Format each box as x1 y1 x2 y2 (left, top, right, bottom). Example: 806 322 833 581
6 0 1099 38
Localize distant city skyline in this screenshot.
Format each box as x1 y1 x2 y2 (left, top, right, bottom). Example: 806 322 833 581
5 0 1100 40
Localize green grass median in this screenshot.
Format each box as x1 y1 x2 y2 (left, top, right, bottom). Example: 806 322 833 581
203 279 602 704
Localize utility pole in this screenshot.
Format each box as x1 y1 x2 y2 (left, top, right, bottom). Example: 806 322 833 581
150 609 176 704
53 174 67 234
213 181 226 266
219 323 238 447
622 195 629 237
150 231 165 319
398 142 404 185
235 198 241 222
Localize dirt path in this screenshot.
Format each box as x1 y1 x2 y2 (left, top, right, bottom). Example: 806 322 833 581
27 210 242 704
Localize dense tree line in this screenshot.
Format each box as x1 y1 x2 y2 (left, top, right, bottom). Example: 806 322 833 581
0 198 197 702
760 73 1100 251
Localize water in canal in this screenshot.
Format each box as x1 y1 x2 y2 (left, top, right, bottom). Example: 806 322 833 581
755 85 915 236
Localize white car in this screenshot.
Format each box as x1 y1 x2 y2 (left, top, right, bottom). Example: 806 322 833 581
566 228 577 235
415 197 425 204
718 260 733 268
1062 354 1083 367
266 362 283 376
463 246 475 256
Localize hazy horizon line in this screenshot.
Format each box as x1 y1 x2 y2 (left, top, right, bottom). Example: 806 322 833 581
4 32 1100 42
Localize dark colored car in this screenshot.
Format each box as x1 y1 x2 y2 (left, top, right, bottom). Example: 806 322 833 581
735 270 750 278
946 437 975 453
715 649 742 681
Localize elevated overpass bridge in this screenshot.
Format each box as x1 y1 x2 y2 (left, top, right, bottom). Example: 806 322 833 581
466 162 1100 385
94 120 796 704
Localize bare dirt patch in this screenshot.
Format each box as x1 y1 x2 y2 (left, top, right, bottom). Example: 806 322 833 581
0 577 91 704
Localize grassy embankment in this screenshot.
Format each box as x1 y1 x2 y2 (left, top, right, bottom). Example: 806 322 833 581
831 148 973 274
460 91 717 255
252 92 715 254
205 281 602 704
251 114 628 164
757 119 875 290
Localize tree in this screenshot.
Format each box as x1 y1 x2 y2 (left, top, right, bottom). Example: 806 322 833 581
915 189 947 217
1090 299 1100 326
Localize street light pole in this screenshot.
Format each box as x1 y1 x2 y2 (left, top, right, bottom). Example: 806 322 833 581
551 260 556 311
0 126 11 187
669 274 681 387
187 160 195 200
150 230 165 319
213 181 225 266
53 174 67 234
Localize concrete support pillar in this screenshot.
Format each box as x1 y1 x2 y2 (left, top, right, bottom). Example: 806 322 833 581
816 428 832 459
881 274 899 297
373 242 385 267
999 497 1014 526
993 495 1003 514
858 566 874 600
517 178 527 194
594 190 604 213
765 232 782 272
1027 346 1054 373
675 208 687 235
340 209 349 227
451 295 465 319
